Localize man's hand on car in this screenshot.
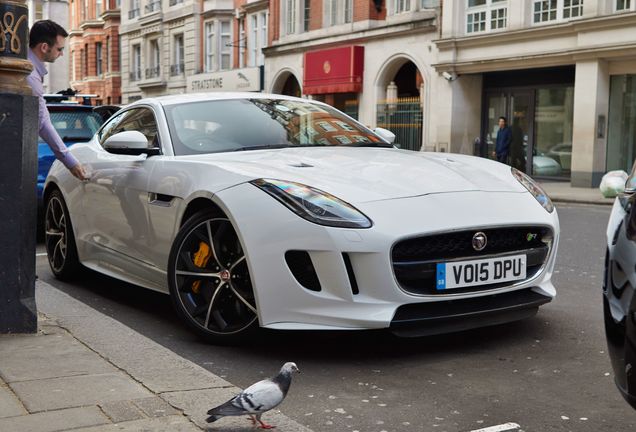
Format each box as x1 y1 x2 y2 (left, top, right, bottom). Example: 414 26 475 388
70 164 89 181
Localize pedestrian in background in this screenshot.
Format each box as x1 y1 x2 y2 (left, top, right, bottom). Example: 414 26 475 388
27 20 88 180
493 116 512 164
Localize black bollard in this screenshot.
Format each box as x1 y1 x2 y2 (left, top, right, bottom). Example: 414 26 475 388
0 0 38 333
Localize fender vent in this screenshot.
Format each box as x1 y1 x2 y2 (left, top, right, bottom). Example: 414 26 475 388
285 251 321 292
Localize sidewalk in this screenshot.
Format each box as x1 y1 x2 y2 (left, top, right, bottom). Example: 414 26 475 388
539 181 615 206
0 281 313 432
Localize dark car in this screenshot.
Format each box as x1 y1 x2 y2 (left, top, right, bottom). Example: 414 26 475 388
37 95 119 208
604 163 636 409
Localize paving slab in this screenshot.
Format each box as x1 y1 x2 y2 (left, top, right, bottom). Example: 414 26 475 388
99 400 145 423
10 372 153 412
0 383 25 418
0 332 116 382
72 415 200 432
132 396 181 418
0 406 109 432
162 388 313 432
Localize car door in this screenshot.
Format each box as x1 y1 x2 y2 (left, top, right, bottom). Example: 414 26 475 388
81 107 163 275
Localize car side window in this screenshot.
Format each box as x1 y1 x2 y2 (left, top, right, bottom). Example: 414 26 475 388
99 107 161 150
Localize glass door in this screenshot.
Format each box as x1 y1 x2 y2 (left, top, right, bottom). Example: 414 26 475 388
482 90 534 174
510 91 534 174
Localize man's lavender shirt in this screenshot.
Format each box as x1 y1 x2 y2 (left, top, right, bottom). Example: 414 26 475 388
26 49 79 170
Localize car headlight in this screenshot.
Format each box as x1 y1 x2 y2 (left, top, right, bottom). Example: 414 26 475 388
250 179 372 228
511 168 554 213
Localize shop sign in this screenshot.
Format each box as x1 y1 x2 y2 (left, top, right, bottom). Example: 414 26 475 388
187 66 263 93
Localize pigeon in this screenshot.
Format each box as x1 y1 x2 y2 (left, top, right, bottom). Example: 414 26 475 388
206 362 300 429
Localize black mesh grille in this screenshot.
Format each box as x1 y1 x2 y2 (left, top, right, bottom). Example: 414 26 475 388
285 251 321 292
392 226 553 295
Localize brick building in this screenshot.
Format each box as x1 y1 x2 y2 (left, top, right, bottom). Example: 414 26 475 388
68 0 122 105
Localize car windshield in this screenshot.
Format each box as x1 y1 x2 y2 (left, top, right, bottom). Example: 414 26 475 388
164 98 388 155
49 110 104 142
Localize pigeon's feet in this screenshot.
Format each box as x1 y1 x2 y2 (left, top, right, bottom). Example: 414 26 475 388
257 423 276 430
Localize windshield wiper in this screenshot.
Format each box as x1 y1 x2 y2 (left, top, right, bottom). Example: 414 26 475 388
342 142 394 148
61 136 92 142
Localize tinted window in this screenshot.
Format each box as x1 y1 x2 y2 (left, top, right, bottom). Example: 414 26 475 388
164 99 385 156
49 110 104 142
99 107 160 149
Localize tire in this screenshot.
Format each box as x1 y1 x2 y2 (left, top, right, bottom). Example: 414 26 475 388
167 209 258 343
44 189 81 280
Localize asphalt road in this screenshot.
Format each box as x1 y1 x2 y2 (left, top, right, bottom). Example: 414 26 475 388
36 203 635 432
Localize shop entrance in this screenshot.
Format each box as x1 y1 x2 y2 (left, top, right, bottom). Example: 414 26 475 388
482 67 575 179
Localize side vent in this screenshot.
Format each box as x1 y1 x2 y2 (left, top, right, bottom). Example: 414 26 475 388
285 251 321 292
342 253 359 295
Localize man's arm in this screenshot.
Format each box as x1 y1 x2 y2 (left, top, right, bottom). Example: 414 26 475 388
26 73 80 171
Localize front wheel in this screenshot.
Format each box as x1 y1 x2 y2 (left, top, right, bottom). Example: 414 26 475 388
44 189 81 280
167 210 258 343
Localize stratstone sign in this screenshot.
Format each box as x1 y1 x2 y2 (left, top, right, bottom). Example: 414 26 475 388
187 66 263 93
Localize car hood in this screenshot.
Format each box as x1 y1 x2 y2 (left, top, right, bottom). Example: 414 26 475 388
180 147 526 203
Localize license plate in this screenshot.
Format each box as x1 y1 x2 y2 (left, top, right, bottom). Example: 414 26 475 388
436 254 527 290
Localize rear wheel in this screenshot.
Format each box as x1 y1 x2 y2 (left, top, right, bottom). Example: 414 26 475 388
44 189 81 280
167 210 258 343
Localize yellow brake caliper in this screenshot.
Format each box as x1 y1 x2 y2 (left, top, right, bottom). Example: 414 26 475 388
192 242 212 294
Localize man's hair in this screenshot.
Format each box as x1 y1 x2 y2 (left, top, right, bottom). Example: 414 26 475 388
29 20 68 49
498 116 507 123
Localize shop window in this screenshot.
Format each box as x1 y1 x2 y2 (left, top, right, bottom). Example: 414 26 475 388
466 0 507 34
532 0 583 24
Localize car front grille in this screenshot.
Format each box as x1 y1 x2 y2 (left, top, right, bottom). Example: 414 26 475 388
392 226 553 295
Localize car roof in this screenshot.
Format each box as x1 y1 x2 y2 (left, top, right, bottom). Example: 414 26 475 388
130 92 317 108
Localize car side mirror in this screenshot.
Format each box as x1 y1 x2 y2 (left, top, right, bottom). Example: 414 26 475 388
374 127 396 144
103 131 161 156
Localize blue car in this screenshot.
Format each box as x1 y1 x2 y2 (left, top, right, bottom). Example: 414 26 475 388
37 100 117 208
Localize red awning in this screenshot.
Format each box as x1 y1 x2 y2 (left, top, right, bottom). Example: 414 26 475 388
303 46 364 95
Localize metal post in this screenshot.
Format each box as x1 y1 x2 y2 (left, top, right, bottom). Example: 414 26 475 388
0 0 39 333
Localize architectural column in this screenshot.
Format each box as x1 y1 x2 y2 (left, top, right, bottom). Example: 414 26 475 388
571 59 609 187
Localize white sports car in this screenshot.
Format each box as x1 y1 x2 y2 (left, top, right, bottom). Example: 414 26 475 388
44 93 560 342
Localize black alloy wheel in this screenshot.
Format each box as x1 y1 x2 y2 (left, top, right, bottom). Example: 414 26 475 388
44 189 81 279
168 210 258 342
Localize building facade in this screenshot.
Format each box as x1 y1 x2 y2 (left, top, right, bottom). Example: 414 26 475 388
265 0 441 151
434 0 636 187
119 0 267 103
68 0 122 104
28 0 71 93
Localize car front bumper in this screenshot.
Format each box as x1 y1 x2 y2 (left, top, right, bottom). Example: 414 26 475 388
215 184 560 333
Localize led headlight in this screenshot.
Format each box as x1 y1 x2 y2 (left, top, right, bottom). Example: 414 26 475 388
251 179 372 228
511 167 554 213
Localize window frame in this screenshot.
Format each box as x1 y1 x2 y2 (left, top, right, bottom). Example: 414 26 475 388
465 0 508 35
204 19 233 72
531 0 584 26
615 0 634 11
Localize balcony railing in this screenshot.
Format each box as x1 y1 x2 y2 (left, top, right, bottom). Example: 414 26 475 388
169 0 183 5
170 63 184 76
145 66 161 79
128 8 140 19
129 70 142 81
145 0 160 13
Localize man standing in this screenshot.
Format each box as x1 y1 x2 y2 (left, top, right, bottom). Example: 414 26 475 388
26 20 87 180
494 116 512 164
